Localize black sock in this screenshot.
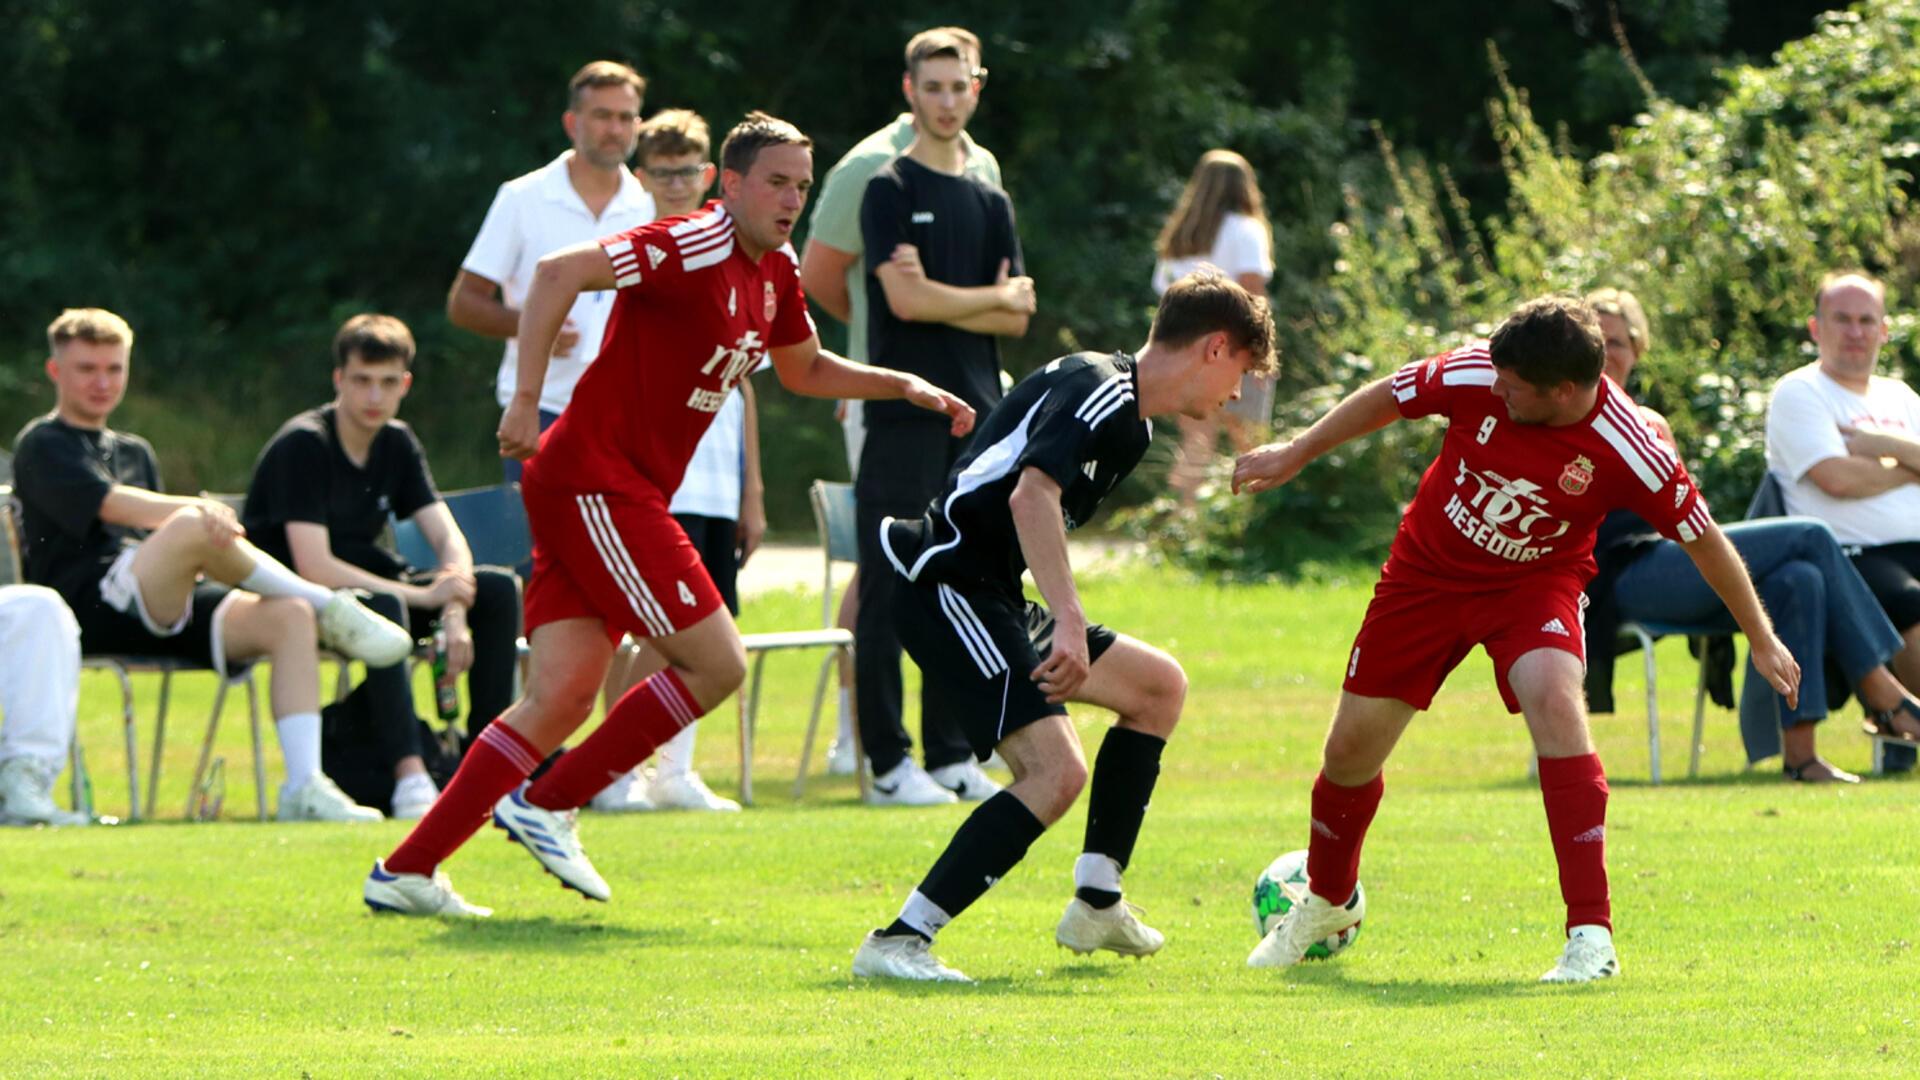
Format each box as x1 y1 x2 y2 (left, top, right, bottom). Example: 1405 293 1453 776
1083 726 1166 873
880 919 930 942
1075 887 1123 909
916 791 1047 923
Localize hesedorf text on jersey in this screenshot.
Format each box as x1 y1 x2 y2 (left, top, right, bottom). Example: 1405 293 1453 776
691 330 765 412
1443 459 1571 563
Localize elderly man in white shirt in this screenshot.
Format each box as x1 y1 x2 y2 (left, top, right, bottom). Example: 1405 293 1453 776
445 60 655 483
1765 269 1920 764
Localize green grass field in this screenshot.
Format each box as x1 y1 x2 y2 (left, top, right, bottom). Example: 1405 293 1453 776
3 567 1916 1077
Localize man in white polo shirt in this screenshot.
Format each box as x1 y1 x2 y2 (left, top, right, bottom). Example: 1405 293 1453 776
1765 269 1920 766
446 60 654 483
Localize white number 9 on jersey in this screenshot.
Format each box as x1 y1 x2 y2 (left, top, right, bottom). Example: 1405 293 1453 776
1476 415 1498 445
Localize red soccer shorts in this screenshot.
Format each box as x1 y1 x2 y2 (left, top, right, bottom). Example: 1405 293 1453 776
1342 565 1588 714
519 475 724 644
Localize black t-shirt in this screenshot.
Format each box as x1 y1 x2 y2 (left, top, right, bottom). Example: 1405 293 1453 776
860 154 1023 425
11 414 161 609
881 352 1152 593
241 405 439 579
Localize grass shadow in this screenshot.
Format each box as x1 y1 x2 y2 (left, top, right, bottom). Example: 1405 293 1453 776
420 915 686 953
1282 962 1553 1006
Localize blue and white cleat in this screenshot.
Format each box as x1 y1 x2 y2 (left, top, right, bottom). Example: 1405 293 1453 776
363 860 492 917
493 785 611 901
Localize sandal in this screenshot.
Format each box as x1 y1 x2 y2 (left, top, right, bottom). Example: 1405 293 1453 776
1782 757 1861 784
1861 699 1920 744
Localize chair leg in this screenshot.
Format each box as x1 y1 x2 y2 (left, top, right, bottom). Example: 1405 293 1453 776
1688 645 1710 780
849 647 869 803
145 670 175 820
246 673 267 820
186 678 232 820
1643 637 1661 786
738 653 771 807
109 664 138 821
792 651 838 800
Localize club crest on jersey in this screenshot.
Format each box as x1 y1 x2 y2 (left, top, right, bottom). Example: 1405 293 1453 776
1558 455 1595 496
764 281 776 321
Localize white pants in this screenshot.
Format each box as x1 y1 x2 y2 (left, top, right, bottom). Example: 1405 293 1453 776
0 585 82 770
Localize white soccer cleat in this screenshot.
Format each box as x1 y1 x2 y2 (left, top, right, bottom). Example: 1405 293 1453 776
1247 890 1360 968
824 739 859 777
388 774 439 821
852 931 972 982
587 768 656 813
363 860 492 917
1055 897 1165 958
865 760 959 806
1539 924 1620 983
317 590 414 668
493 785 611 901
277 774 383 823
0 756 88 826
649 770 741 812
929 760 1003 801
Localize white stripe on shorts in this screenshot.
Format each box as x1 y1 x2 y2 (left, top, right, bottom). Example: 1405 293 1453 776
936 584 1007 678
575 495 674 637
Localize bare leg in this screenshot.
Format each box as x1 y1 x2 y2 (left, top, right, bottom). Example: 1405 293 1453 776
218 594 318 719
994 715 1088 826
1073 634 1188 739
502 619 619 754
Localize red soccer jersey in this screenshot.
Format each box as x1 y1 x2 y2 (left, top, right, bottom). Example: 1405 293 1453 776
525 200 815 496
1384 341 1713 590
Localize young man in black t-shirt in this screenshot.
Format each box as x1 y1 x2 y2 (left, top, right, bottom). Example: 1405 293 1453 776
12 308 407 822
852 272 1277 982
242 315 521 819
853 28 1039 807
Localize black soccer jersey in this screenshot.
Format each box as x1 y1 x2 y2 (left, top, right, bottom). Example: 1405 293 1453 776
11 415 162 610
879 352 1152 593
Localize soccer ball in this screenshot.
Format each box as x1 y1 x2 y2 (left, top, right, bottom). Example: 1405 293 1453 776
1251 849 1364 959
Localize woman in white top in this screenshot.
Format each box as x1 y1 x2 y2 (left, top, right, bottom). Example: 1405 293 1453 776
1152 149 1276 501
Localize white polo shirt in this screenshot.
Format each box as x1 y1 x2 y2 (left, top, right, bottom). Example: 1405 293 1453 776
460 151 655 414
1766 361 1920 545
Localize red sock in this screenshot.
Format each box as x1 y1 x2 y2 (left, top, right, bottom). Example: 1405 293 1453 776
525 670 702 811
385 723 541 876
1538 752 1611 932
1305 771 1383 905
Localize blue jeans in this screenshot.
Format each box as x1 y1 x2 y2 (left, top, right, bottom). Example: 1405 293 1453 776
499 408 562 486
1611 517 1902 762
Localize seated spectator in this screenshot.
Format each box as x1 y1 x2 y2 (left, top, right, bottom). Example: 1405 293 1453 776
242 314 522 819
13 308 403 821
1584 287 1920 782
0 584 86 825
592 109 753 813
1765 270 1920 770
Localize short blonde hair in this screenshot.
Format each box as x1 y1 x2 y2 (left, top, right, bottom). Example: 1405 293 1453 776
47 307 134 354
1584 287 1650 359
636 109 711 167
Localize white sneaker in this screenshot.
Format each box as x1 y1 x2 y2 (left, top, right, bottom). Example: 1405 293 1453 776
825 739 859 777
1247 890 1361 968
865 760 958 806
389 774 438 821
852 930 972 982
1055 897 1165 957
929 760 1003 801
588 768 656 813
492 784 610 901
317 590 413 668
1540 924 1620 983
0 756 88 826
363 860 491 917
277 774 383 823
649 770 741 811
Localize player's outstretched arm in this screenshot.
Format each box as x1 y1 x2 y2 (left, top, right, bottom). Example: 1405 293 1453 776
1680 522 1801 708
767 338 976 437
498 243 616 461
1009 467 1090 704
1232 375 1401 495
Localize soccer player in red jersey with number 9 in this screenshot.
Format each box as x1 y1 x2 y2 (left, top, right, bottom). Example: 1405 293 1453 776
1232 295 1800 982
363 113 974 916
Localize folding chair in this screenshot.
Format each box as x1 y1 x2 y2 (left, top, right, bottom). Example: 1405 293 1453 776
396 484 532 686
1614 620 1716 784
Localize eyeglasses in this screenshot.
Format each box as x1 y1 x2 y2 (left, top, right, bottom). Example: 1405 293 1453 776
644 165 708 184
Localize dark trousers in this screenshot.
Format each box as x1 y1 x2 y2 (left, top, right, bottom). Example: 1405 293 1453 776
351 566 522 771
854 421 975 775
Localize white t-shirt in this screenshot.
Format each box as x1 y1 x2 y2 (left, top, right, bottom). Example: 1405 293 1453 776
460 151 655 414
1765 362 1920 545
1151 212 1273 296
672 386 746 520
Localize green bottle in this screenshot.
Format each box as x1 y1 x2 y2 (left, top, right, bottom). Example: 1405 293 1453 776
431 626 460 721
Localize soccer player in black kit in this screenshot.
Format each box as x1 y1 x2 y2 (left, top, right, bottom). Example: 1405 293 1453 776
851 271 1278 981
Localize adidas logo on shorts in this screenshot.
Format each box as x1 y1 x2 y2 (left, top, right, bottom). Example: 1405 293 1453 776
1540 617 1570 636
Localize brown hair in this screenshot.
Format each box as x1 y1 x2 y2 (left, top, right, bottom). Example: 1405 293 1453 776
568 61 646 108
1149 270 1278 375
332 314 415 370
1488 295 1604 388
1584 287 1650 358
904 26 982 78
719 111 812 177
636 109 711 167
1814 269 1886 315
1156 149 1271 261
47 307 134 354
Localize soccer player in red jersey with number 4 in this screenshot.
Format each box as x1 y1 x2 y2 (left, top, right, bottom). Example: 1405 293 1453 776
1231 296 1800 982
363 113 974 916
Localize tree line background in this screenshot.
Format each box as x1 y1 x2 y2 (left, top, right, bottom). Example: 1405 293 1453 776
3 0 1882 567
